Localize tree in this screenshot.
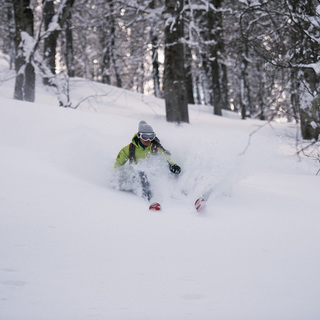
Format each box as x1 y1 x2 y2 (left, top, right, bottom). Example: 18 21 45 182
149 0 162 98
1 0 15 69
43 0 56 84
12 0 35 102
99 0 122 87
42 0 75 84
163 0 189 123
189 0 229 115
2 0 319 133
286 0 320 140
236 0 320 136
207 0 229 115
185 42 195 104
65 7 75 77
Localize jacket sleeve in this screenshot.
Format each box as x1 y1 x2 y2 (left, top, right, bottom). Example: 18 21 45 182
114 145 130 167
158 146 176 165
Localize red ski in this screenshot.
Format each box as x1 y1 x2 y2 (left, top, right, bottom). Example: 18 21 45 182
194 197 206 211
149 202 161 211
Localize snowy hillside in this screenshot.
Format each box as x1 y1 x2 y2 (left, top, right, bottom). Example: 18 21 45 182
1 59 320 319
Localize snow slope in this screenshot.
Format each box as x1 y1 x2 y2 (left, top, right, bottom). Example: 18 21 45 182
1 60 320 319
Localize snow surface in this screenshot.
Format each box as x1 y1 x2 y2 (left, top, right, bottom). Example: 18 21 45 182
1 57 320 320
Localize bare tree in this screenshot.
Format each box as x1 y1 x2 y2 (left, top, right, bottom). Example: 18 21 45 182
200 0 229 115
65 7 74 77
163 0 189 123
12 0 35 102
41 0 75 84
43 0 56 84
1 0 15 69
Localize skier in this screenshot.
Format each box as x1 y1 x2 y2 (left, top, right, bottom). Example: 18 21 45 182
114 120 181 210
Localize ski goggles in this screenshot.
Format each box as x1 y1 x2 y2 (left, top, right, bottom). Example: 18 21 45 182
139 132 156 141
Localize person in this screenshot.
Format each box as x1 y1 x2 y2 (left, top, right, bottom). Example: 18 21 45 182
114 120 181 202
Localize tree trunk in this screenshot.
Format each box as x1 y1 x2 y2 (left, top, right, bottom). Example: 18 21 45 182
105 0 122 88
256 62 265 120
185 41 195 104
65 9 74 77
163 0 189 123
199 0 229 115
42 0 75 84
43 0 57 84
211 53 222 116
286 0 320 139
3 0 15 69
101 24 111 84
290 69 300 123
151 31 161 98
300 94 320 140
12 0 35 102
100 0 122 87
239 44 251 119
149 0 161 98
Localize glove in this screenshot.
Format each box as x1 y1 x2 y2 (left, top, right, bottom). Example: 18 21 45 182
169 164 181 174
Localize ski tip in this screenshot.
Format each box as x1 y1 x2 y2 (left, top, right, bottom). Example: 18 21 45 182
194 197 206 212
149 202 161 211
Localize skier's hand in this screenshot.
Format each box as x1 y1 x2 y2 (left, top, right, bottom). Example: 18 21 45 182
169 164 181 174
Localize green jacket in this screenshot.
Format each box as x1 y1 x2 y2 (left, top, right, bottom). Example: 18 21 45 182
114 133 175 168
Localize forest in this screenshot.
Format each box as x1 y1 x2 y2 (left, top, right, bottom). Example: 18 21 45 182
1 0 320 140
